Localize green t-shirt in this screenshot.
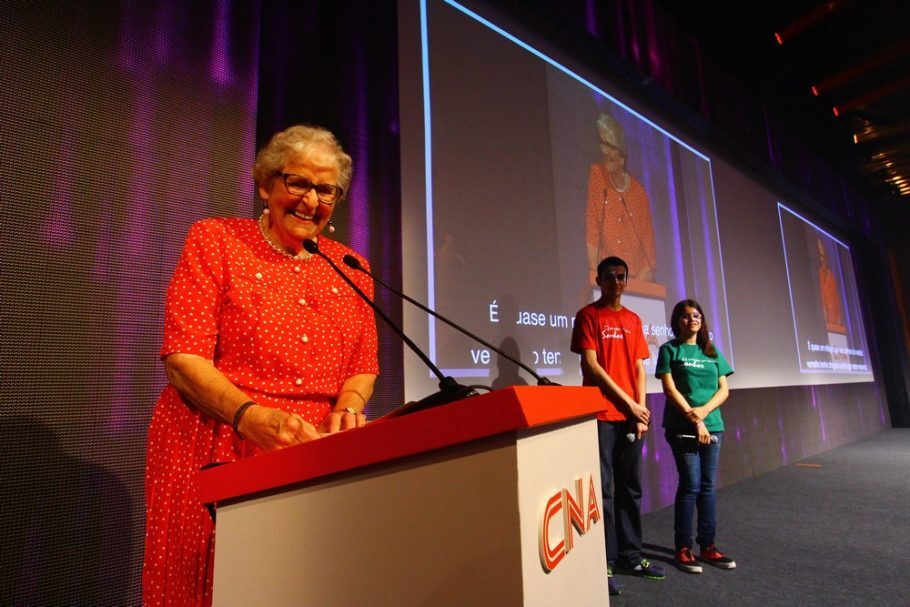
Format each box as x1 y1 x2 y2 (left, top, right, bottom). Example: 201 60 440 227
656 340 733 433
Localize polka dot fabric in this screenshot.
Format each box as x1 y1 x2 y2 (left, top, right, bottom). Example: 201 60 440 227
142 218 378 606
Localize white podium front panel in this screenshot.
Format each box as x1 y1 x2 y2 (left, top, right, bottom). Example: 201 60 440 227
207 387 609 606
213 435 525 607
517 418 609 606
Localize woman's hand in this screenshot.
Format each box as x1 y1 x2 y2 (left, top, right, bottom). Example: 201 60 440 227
238 405 321 451
317 374 375 434
696 421 711 445
685 407 706 425
318 409 367 434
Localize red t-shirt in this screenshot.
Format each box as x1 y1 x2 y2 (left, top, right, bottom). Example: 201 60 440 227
571 303 650 422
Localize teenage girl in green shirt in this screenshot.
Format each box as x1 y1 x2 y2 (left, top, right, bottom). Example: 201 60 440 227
656 299 736 574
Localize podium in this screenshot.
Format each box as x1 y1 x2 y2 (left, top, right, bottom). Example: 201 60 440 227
199 386 610 606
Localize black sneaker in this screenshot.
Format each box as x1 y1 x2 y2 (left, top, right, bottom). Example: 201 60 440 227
616 558 666 580
700 544 736 569
608 567 622 596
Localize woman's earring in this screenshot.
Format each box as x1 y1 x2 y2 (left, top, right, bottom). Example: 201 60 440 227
326 219 335 233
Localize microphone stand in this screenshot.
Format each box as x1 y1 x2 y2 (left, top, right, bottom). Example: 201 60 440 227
618 193 655 276
303 239 477 413
342 254 559 386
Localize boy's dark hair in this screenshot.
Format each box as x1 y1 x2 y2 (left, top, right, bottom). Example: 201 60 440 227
597 256 629 278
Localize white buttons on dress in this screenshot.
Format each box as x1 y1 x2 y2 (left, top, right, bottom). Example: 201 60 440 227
300 335 309 343
331 287 339 294
295 378 303 386
294 266 301 273
298 298 306 305
255 272 263 280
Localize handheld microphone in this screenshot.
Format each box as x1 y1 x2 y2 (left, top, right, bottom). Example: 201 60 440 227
676 433 719 444
303 239 476 412
341 254 559 386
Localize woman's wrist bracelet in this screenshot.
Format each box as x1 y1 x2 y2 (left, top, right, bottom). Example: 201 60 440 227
232 400 257 439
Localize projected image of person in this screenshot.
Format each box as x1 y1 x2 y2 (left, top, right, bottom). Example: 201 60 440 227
817 238 844 332
656 299 736 574
571 256 666 596
586 113 658 287
142 125 378 607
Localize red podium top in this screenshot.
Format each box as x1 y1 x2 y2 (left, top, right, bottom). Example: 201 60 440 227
198 385 604 504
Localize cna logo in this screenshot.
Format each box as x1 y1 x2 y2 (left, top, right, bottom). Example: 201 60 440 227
538 474 601 573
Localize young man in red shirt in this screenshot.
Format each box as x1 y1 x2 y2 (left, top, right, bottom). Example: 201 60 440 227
571 256 666 596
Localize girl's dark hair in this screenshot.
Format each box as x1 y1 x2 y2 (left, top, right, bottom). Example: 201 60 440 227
670 299 717 358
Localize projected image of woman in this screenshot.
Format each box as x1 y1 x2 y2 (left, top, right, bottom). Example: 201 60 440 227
817 237 844 331
656 300 736 574
142 125 378 606
586 113 657 287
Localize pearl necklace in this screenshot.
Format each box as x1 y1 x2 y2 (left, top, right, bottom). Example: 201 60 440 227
258 212 312 259
610 171 630 193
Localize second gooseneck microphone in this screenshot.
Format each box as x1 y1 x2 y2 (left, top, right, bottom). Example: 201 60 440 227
341 254 559 387
303 239 477 412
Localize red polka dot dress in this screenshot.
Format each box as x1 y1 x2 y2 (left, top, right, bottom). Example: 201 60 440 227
142 218 378 606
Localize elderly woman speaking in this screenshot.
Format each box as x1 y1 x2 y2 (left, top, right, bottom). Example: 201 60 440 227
586 112 657 285
142 125 378 606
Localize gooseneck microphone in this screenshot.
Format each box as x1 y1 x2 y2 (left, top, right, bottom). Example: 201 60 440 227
617 193 655 275
303 239 477 412
342 254 559 386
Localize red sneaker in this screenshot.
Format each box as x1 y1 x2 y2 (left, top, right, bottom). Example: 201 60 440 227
700 544 736 569
675 547 703 573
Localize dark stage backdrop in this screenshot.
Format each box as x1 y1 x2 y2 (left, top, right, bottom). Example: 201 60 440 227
1 1 259 604
1 1 402 603
0 0 900 605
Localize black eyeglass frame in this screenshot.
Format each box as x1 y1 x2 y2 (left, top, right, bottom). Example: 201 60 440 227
601 271 629 284
279 172 344 205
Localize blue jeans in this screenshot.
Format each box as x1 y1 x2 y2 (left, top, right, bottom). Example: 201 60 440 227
666 431 722 550
598 421 643 567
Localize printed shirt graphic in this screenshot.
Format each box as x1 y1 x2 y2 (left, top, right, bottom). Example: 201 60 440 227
656 340 733 433
571 304 650 421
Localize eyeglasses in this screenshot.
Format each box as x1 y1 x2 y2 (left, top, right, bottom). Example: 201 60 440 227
680 313 703 322
280 173 344 205
601 272 628 283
